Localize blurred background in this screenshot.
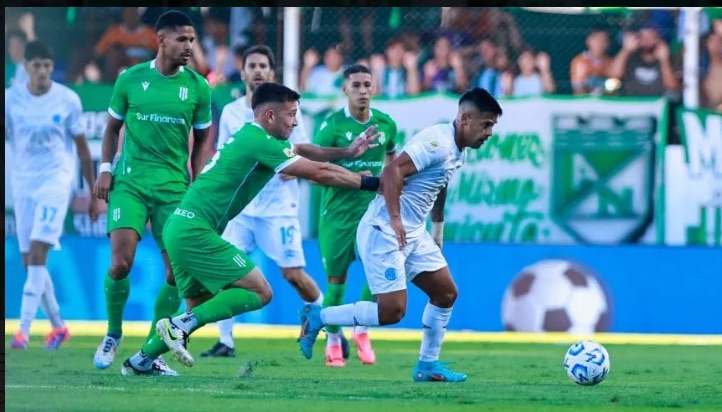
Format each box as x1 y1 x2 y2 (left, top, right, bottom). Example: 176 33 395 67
5 6 722 335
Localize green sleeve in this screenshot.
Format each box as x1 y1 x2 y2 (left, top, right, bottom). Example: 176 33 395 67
108 71 129 120
252 136 300 172
193 79 213 130
313 117 336 148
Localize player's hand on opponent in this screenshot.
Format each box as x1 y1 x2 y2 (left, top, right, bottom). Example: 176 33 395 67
94 172 112 202
279 173 296 181
390 216 406 249
346 125 381 158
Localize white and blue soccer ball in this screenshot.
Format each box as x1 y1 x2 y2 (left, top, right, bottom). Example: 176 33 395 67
563 340 610 386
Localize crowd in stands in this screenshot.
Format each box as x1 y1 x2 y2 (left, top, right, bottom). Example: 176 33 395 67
5 6 722 111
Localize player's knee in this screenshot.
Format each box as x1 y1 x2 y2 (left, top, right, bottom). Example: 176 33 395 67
378 300 406 325
281 268 304 286
256 286 273 306
109 257 133 279
433 286 458 308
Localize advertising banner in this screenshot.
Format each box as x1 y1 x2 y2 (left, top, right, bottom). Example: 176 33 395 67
664 108 722 246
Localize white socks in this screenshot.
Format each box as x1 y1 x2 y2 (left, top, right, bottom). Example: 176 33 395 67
320 301 380 327
171 311 198 334
306 292 324 307
19 265 48 337
41 271 64 329
217 317 235 348
419 303 452 362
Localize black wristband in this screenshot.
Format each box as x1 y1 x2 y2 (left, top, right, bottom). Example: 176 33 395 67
359 175 380 191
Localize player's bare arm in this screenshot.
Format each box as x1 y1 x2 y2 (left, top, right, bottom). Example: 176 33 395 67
430 184 448 248
281 157 380 192
294 124 380 162
74 134 101 222
190 127 211 181
381 152 419 249
94 116 123 201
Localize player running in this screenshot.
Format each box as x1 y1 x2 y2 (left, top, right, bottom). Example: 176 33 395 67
6 40 101 350
120 82 382 376
92 11 212 373
315 64 398 367
298 88 503 382
200 45 350 359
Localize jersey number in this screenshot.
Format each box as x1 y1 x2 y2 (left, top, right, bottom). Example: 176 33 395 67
201 137 234 174
280 225 296 246
40 206 58 223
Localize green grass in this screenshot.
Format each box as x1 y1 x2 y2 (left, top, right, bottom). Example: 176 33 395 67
5 335 722 411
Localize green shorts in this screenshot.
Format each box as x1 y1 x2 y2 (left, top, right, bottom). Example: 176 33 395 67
163 212 256 299
318 218 360 277
106 177 185 251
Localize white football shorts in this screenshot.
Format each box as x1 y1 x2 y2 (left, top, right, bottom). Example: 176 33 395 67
222 214 306 269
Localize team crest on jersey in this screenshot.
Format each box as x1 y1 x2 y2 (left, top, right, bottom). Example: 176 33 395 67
345 131 353 141
426 140 440 150
283 148 295 157
378 131 386 145
179 86 189 101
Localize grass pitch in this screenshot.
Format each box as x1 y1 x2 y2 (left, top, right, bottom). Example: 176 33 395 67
5 329 722 412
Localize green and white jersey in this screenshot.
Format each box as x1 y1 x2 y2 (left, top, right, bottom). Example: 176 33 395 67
177 123 300 232
316 106 397 224
108 59 212 187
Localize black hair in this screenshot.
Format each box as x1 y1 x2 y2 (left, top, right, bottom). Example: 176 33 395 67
588 24 609 35
343 64 371 79
155 10 194 33
459 88 503 116
243 45 276 70
24 40 53 62
251 83 300 110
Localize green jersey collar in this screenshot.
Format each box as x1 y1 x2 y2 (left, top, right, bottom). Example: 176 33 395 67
150 59 185 77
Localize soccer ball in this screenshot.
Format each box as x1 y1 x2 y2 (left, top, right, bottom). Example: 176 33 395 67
501 259 611 333
564 340 611 385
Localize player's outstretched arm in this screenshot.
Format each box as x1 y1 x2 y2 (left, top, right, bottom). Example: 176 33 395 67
94 116 123 202
381 152 419 249
295 125 380 161
430 184 448 249
280 157 380 191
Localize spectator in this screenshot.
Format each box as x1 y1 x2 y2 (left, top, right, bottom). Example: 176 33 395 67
607 23 680 97
570 26 613 95
468 37 504 98
202 7 236 86
502 48 556 97
443 7 524 56
422 35 467 93
300 44 345 96
94 7 158 83
369 37 421 98
703 17 722 111
5 29 29 87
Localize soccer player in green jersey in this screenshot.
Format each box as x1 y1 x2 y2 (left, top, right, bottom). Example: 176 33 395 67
119 83 382 376
92 11 212 374
315 64 398 367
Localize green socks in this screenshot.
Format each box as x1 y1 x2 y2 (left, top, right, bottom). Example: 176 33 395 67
360 282 375 302
323 283 346 333
191 288 264 327
104 272 130 337
146 282 182 342
141 334 170 359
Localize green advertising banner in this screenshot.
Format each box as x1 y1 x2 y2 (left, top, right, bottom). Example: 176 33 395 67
664 108 722 246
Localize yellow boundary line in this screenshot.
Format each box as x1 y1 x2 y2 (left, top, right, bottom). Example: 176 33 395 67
5 320 721 345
